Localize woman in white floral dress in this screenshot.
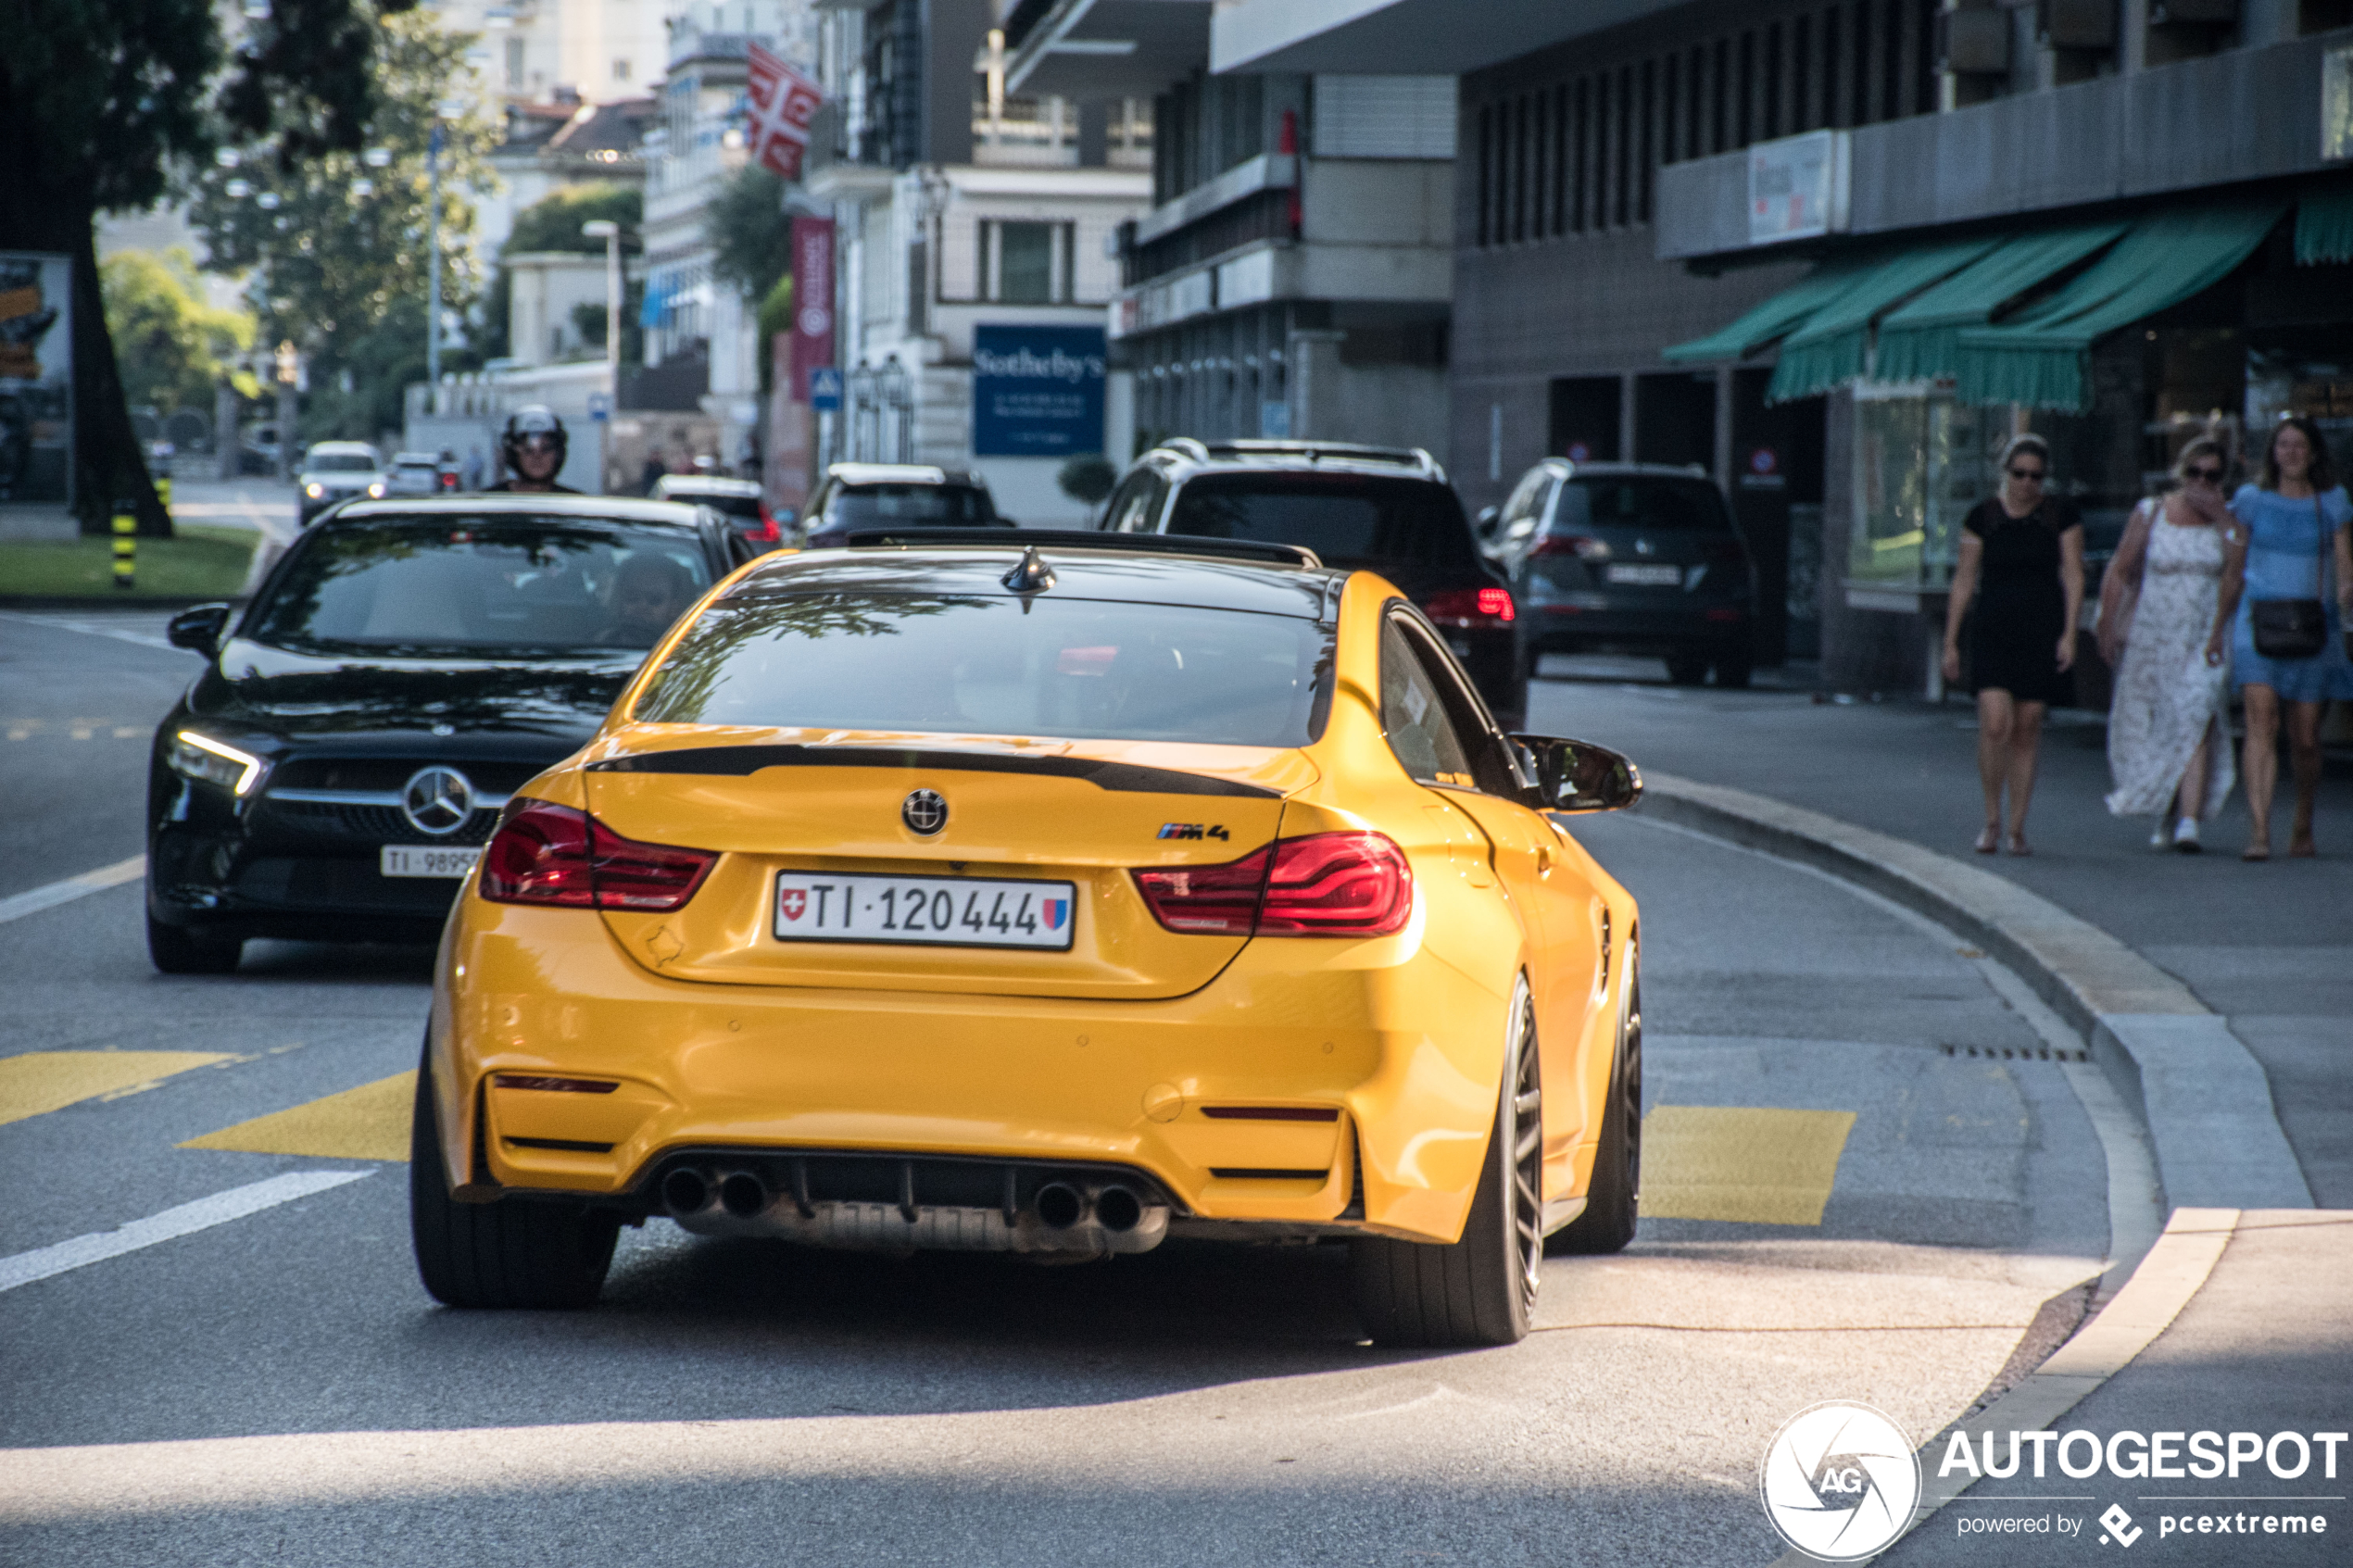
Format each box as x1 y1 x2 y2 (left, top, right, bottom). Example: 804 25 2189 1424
2095 438 2247 850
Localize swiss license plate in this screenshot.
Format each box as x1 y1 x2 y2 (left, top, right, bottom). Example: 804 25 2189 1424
774 872 1076 950
381 845 482 879
1606 563 1683 586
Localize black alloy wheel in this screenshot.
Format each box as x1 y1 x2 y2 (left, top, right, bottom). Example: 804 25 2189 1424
1551 956 1641 1254
1351 981 1542 1348
1663 652 1711 685
409 1047 619 1309
145 910 243 975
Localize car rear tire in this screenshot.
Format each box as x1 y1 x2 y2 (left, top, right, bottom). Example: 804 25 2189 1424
409 1050 618 1310
1350 982 1542 1348
146 913 243 975
1664 652 1710 685
1714 653 1754 689
1550 958 1641 1255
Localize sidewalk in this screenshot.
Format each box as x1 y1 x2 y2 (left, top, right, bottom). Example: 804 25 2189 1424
1521 661 2352 1563
1529 659 2352 1208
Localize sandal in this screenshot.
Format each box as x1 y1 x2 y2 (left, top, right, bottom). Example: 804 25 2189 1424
1973 825 2000 855
2289 838 2317 859
2005 834 2031 858
2242 843 2271 862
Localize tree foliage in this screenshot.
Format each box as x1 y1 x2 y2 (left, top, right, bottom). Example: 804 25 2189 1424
100 249 259 416
707 166 792 302
0 0 417 532
185 10 495 444
483 183 642 361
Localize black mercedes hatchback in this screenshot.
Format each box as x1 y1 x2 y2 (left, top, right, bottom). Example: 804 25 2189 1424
145 495 750 972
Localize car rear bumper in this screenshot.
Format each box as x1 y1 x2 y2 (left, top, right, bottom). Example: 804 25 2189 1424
1525 601 1750 653
431 898 1525 1246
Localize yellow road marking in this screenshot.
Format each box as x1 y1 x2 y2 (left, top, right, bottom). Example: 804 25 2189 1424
1641 1106 1857 1226
0 1052 233 1128
181 1073 414 1162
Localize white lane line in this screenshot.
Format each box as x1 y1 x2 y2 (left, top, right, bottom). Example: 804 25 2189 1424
0 612 185 653
0 1171 372 1295
0 855 145 926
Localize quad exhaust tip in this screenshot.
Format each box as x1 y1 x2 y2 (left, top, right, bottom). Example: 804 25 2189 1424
661 1168 710 1216
1094 1184 1143 1234
1033 1181 1084 1230
719 1172 768 1219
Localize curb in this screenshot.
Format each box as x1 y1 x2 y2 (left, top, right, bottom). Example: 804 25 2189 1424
1638 771 2312 1212
1764 1209 2246 1567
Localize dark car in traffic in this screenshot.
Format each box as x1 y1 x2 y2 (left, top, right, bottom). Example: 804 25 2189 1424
1097 439 1525 723
1484 459 1758 687
145 495 754 972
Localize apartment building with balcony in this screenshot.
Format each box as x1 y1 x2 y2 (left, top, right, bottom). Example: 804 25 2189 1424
802 0 1151 524
1215 0 2353 690
1011 0 1457 453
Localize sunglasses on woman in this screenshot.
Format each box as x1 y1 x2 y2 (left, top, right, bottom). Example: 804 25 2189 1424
2185 464 2223 482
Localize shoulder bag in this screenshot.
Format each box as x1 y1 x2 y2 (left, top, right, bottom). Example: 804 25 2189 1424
2248 497 2328 660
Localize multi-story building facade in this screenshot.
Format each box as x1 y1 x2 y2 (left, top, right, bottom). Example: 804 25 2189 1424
1214 0 2353 689
804 0 1151 524
1013 0 1457 454
638 0 816 473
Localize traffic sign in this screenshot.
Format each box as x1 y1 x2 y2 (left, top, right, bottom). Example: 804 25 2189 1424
586 392 611 423
809 367 843 411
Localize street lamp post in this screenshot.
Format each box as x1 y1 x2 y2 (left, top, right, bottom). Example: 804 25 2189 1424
581 219 621 404
426 120 444 386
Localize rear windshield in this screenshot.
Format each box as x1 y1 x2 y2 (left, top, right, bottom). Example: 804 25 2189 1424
1556 478 1733 533
249 518 712 655
1164 473 1478 571
822 485 998 528
308 452 378 472
635 594 1330 746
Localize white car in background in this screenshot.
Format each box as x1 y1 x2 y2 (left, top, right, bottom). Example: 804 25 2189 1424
296 442 386 524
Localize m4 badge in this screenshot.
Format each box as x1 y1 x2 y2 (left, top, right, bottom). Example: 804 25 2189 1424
1156 822 1229 841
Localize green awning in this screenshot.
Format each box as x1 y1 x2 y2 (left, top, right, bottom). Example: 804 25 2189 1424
1765 238 2003 403
1660 256 1882 363
2296 185 2353 265
1871 222 2130 383
1954 202 2285 410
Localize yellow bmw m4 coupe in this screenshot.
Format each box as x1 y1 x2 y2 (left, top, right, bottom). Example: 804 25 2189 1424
412 531 1644 1347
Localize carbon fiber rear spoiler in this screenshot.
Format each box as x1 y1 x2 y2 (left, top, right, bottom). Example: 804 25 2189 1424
833 527 1322 570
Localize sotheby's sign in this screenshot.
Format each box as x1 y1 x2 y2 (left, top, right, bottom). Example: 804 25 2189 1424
971 324 1105 458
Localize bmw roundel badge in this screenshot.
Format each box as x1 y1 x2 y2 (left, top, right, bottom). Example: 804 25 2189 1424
901 788 948 835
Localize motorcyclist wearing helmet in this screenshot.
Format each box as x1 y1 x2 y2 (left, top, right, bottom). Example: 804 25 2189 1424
487 406 580 494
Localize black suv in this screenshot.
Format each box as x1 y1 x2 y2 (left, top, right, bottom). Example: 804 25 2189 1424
1483 459 1757 687
1098 439 1523 723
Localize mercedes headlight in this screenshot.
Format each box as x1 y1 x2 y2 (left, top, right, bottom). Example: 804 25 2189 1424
304 482 324 498
367 481 387 497
170 730 268 797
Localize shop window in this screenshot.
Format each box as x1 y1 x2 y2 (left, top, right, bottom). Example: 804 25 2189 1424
1850 390 1996 592
985 221 1070 304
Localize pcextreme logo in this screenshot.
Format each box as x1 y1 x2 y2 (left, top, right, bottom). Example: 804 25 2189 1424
1760 1401 1924 1562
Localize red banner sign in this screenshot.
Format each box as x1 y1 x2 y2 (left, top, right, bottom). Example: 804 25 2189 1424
788 216 834 404
745 40 823 182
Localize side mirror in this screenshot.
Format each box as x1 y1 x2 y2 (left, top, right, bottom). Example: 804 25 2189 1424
1474 504 1502 540
167 602 233 654
1511 734 1642 813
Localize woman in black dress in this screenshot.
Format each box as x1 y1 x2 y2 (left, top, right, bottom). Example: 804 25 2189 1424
1940 435 2085 855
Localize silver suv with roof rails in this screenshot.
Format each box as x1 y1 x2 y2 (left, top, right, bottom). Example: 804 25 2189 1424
1097 438 1525 724
1480 458 1758 688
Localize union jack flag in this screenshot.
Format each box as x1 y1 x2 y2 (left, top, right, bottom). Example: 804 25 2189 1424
744 39 824 182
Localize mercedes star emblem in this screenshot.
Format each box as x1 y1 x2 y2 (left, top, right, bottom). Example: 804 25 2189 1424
900 788 948 835
400 766 476 836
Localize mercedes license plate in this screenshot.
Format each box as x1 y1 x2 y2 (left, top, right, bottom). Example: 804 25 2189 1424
381 845 482 879
1606 563 1682 586
774 872 1076 950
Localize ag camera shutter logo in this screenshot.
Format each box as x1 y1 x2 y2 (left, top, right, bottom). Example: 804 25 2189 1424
1760 1401 1923 1562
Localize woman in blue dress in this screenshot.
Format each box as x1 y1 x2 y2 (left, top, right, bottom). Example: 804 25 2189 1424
2226 417 2353 859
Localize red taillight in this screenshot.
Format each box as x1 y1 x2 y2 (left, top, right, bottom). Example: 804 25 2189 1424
439 472 458 491
1531 533 1610 561
1133 832 1412 938
481 800 716 911
1423 586 1516 627
752 504 783 543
